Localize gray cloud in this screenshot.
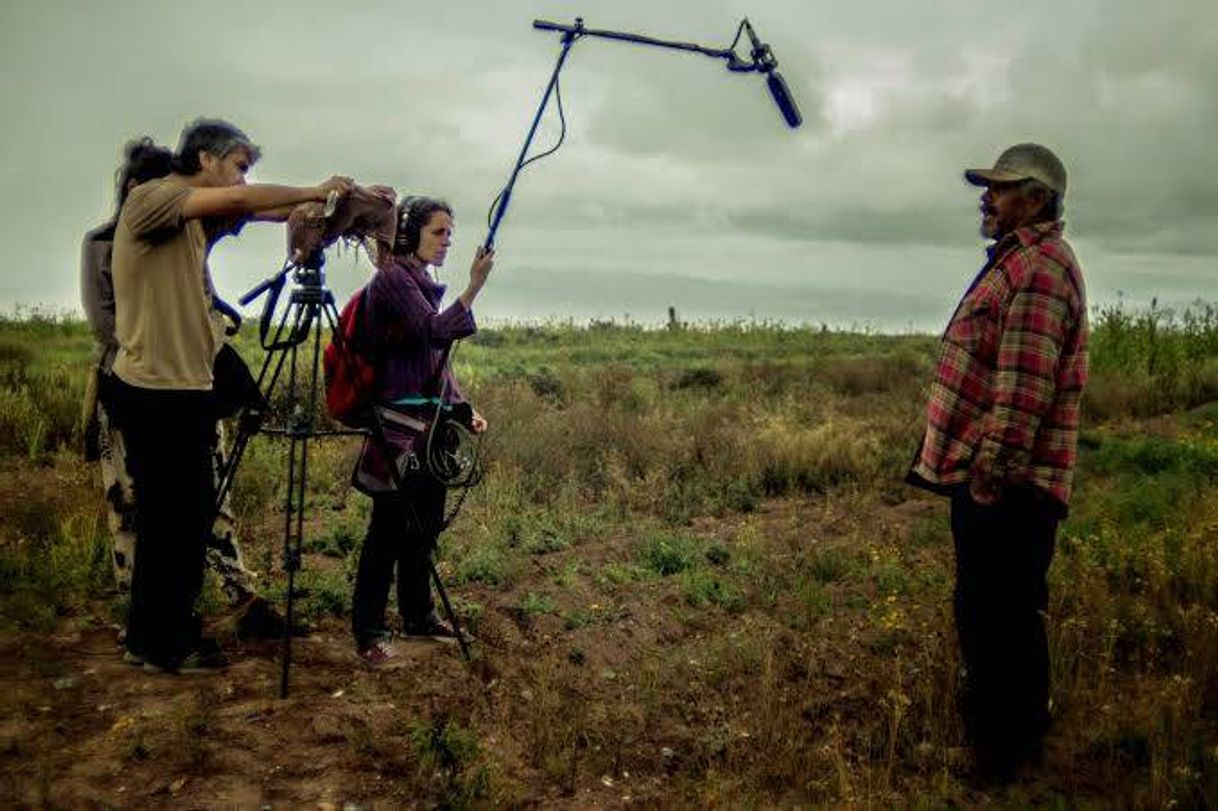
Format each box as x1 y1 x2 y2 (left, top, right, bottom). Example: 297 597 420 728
1 0 1215 324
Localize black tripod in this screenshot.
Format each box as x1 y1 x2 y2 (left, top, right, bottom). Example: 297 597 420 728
216 248 471 699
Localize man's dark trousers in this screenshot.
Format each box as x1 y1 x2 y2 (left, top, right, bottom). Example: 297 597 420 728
951 485 1059 772
106 377 216 668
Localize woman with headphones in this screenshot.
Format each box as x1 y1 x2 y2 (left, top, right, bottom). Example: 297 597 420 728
351 195 494 666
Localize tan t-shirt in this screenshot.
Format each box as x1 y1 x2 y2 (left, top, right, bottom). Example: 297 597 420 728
111 178 229 390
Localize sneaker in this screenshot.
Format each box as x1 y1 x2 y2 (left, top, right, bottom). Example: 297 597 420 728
359 639 399 668
401 613 459 641
142 656 177 674
122 649 144 667
143 640 228 675
176 646 229 674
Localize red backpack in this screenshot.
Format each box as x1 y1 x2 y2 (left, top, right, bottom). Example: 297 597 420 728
323 287 377 427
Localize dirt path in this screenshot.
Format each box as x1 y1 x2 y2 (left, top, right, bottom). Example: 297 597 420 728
2 460 1082 808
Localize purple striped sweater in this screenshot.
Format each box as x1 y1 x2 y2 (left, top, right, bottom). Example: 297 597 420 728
365 256 476 404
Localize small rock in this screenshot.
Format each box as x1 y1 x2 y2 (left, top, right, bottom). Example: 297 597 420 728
660 746 679 775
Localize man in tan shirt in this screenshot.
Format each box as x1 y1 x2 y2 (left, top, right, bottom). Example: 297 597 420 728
105 118 353 674
82 137 277 636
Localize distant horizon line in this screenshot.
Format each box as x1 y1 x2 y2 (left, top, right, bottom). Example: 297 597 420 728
3 295 1214 340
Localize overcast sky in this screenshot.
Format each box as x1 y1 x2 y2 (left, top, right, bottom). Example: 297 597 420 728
1 0 1214 331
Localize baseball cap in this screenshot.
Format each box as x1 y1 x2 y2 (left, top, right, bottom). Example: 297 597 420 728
964 143 1067 195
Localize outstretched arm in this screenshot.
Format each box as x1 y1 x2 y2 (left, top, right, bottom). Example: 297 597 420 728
180 176 354 220
249 203 299 223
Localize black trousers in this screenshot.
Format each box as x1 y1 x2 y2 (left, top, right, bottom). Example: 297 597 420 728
104 376 216 667
950 487 1059 769
351 477 445 649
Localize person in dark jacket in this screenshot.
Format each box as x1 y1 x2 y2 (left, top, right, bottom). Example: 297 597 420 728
350 195 493 667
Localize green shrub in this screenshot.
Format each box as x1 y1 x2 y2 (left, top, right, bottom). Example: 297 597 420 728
454 543 511 587
681 569 745 612
808 546 862 584
518 591 556 615
636 532 701 576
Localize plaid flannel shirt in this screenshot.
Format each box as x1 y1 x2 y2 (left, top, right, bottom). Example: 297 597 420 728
909 221 1088 509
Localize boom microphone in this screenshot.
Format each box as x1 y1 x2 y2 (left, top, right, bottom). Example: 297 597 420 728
743 20 802 129
766 70 802 128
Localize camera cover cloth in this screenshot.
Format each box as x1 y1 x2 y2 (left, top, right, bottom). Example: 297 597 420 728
286 185 397 265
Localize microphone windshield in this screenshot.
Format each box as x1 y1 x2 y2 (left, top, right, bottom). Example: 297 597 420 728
766 70 802 128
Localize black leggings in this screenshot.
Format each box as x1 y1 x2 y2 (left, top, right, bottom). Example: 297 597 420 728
351 477 446 649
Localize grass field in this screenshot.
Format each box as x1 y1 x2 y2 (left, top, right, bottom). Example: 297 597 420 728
1 301 1217 807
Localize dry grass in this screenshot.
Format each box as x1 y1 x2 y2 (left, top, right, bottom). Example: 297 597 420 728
1 308 1217 806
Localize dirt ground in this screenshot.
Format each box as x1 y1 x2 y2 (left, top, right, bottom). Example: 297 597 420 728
0 460 1091 808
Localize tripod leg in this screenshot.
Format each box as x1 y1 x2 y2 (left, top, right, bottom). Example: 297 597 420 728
279 337 305 699
279 306 329 697
279 429 304 698
214 343 277 515
216 296 304 576
396 496 471 661
429 559 471 660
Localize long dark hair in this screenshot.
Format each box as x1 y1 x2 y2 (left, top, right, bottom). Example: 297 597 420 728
111 136 174 222
393 196 453 258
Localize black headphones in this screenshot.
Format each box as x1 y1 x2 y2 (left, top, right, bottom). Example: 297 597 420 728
395 196 426 253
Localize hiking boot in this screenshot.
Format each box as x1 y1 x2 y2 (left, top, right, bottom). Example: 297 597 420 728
211 594 305 639
967 737 1044 786
233 595 291 639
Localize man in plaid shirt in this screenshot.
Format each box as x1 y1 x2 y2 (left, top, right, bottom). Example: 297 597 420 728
908 143 1088 780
